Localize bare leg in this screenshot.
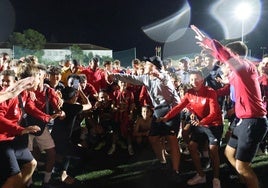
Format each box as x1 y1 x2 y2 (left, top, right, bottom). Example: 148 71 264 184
2 173 24 188
224 145 236 168
167 135 180 172
20 159 37 185
225 145 246 183
188 141 205 176
149 136 166 163
44 148 56 173
236 160 259 188
43 148 56 183
209 144 220 178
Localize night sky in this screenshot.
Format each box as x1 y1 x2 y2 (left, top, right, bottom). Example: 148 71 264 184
2 0 268 59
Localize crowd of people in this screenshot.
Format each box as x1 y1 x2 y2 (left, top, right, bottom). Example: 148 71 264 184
0 25 268 188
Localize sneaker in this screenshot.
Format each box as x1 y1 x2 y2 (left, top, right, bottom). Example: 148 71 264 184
94 141 106 151
128 145 134 155
107 145 116 155
187 174 206 186
213 178 221 188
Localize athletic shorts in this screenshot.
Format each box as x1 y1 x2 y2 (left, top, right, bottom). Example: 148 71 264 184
228 117 268 162
190 125 223 146
0 140 34 184
28 127 55 151
149 116 180 137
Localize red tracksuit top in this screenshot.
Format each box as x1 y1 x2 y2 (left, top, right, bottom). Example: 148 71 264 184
164 85 222 127
203 38 267 118
0 91 51 141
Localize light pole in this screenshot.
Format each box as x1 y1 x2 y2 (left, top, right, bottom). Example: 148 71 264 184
234 2 252 43
260 47 267 56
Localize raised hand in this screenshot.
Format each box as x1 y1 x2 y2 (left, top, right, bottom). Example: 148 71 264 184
191 25 206 41
0 77 35 103
190 25 211 50
7 77 35 95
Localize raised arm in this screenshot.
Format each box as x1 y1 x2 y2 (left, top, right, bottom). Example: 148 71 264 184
191 25 242 70
0 77 35 103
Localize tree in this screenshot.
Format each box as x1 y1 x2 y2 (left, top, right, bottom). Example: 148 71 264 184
8 29 46 59
69 44 84 64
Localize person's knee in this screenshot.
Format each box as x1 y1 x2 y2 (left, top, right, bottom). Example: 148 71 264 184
235 163 247 175
224 146 233 159
23 159 37 172
209 145 218 155
188 141 198 151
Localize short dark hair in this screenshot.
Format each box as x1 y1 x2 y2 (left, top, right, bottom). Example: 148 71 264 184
92 57 99 63
0 69 16 77
103 60 112 67
79 74 87 83
62 86 77 101
72 59 80 66
47 66 62 75
36 64 47 71
226 41 248 57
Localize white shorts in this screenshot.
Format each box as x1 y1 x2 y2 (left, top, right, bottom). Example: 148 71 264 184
28 127 55 151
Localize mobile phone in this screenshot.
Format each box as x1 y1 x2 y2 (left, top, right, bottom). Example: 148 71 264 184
73 79 79 89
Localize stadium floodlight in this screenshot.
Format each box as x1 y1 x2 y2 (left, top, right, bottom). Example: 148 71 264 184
234 2 252 42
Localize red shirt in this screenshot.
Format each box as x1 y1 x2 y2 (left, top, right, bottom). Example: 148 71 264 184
0 91 51 141
81 67 108 92
164 85 222 127
204 39 267 118
33 85 61 113
113 89 135 113
80 83 97 104
139 85 152 107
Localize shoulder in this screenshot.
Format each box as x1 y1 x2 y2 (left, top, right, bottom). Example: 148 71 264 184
63 102 82 110
204 86 218 97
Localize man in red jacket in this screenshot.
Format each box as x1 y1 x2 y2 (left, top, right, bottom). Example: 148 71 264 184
0 65 58 188
159 70 223 188
191 25 268 188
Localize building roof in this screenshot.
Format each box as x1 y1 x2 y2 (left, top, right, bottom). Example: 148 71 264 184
44 43 110 50
0 42 111 50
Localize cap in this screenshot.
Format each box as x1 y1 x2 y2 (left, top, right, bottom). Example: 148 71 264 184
144 56 163 70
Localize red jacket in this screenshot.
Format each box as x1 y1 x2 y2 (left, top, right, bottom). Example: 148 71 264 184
0 91 51 141
81 67 108 92
204 38 266 118
33 85 61 113
164 85 222 127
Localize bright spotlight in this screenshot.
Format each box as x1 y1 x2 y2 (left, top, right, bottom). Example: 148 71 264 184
209 0 261 41
234 2 252 20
